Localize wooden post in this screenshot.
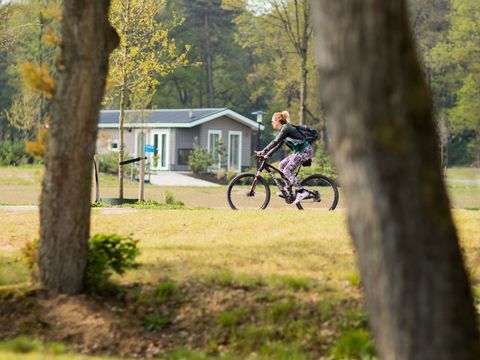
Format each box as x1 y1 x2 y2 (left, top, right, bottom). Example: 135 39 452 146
93 156 100 203
138 156 145 201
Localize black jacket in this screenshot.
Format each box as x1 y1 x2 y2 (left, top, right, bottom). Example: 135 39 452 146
263 123 308 156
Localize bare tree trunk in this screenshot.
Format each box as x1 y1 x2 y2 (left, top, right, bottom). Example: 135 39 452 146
138 155 145 201
118 84 126 199
39 0 119 294
204 13 214 108
299 52 307 125
311 1 480 359
270 0 311 125
117 0 130 200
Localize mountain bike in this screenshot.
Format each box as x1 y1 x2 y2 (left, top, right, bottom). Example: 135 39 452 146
227 156 339 210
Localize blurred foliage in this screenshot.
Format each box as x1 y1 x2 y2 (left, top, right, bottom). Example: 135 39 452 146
0 0 479 167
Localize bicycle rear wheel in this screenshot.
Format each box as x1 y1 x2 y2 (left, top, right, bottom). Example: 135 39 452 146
227 173 270 210
296 174 339 210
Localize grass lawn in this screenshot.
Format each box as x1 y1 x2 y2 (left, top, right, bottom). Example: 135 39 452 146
0 166 478 209
445 167 480 180
0 206 479 359
0 165 479 358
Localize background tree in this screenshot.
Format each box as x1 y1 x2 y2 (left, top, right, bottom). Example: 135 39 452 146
106 0 189 199
430 0 480 165
1 0 478 168
228 0 324 149
39 0 119 294
268 0 312 125
0 0 60 152
158 0 252 112
5 89 41 133
311 1 480 359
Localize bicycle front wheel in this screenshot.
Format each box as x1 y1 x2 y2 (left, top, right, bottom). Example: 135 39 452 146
296 174 339 210
227 173 270 210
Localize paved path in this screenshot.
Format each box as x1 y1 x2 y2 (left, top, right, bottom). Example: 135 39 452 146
0 205 141 214
149 172 220 187
446 178 480 184
0 205 37 211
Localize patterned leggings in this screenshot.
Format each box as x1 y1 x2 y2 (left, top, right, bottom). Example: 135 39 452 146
279 144 314 190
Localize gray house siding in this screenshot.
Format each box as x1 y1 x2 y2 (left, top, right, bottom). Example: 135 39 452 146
173 127 200 171
97 109 261 172
97 129 136 155
199 116 252 170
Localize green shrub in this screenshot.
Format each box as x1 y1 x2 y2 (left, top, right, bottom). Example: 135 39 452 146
20 239 39 281
259 341 310 360
44 342 67 355
96 151 118 174
226 169 238 182
0 337 42 353
273 275 311 291
346 272 362 287
20 234 140 289
331 329 376 359
141 312 172 331
315 145 337 179
217 308 246 328
85 233 140 289
154 280 177 301
0 141 32 166
188 138 213 173
164 191 185 206
267 300 296 322
21 239 38 270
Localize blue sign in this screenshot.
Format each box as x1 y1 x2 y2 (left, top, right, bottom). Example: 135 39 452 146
144 144 155 153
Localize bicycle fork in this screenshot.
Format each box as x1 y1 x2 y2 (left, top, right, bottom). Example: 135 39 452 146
247 169 262 196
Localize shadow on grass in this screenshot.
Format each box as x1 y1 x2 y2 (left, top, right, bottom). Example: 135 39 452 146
0 264 374 360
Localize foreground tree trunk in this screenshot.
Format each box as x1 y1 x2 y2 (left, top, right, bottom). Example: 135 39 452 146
39 0 119 294
311 1 480 359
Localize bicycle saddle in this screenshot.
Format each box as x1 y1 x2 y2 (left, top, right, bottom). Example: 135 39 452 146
302 159 312 167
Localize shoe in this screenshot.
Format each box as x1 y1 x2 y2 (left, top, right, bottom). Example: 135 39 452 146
293 190 309 205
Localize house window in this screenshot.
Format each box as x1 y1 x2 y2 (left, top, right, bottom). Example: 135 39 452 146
228 131 242 172
208 130 222 168
111 140 119 152
178 149 193 166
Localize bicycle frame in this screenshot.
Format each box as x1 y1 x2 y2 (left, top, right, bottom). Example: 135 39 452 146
252 157 302 203
227 155 337 210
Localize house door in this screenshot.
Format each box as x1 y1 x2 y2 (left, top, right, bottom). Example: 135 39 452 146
228 131 242 172
151 130 169 170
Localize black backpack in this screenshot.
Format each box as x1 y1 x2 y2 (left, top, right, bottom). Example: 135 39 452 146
294 124 319 143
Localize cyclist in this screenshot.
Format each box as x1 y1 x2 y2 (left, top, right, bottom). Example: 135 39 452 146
255 110 314 205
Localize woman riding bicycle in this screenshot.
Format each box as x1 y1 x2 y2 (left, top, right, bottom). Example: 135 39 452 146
255 110 314 205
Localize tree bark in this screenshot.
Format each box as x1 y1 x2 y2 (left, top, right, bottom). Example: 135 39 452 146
311 1 480 359
299 50 307 125
204 13 214 108
117 0 131 200
118 83 126 199
39 0 119 294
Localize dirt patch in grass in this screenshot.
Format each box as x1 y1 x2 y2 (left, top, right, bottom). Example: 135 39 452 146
0 281 364 358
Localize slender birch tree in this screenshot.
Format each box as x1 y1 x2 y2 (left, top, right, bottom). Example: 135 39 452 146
106 0 189 199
